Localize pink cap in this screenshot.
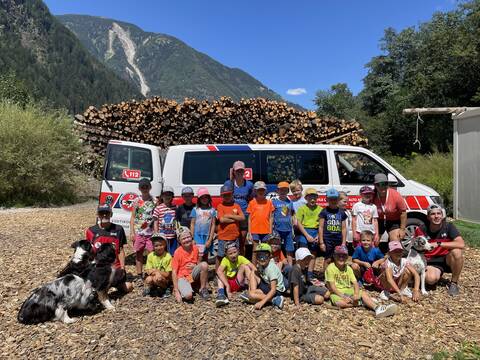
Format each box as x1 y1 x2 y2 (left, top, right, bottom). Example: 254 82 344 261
233 161 246 171
197 187 210 198
388 241 403 252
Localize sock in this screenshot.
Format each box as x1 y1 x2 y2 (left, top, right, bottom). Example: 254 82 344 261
218 288 226 296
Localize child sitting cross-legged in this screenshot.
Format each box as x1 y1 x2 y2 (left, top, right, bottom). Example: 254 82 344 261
351 230 385 285
240 244 285 310
215 242 255 307
326 245 398 318
143 233 172 297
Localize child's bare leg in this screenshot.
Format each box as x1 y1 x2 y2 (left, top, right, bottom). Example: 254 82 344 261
248 289 267 302
216 256 221 271
152 273 168 289
361 291 376 310
334 299 353 309
287 252 294 266
323 257 332 271
252 241 259 265
135 251 144 275
199 261 209 290
398 268 412 290
308 255 316 274
313 295 324 305
351 263 362 279
236 264 249 285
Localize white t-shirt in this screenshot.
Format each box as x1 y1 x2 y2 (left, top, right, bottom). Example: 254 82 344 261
384 258 408 280
352 201 378 234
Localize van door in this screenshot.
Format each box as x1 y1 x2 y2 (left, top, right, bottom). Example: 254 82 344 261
100 141 162 232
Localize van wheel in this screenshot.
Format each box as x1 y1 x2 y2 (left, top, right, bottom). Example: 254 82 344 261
406 218 425 238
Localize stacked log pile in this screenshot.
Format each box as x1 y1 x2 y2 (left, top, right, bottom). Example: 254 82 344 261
74 96 367 155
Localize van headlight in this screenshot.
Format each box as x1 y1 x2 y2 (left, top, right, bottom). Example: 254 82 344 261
430 196 443 207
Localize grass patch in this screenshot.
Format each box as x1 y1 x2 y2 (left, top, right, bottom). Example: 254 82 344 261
433 342 480 360
453 220 480 249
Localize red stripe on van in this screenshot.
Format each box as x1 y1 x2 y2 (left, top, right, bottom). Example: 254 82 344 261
207 145 218 151
416 196 429 209
405 196 420 210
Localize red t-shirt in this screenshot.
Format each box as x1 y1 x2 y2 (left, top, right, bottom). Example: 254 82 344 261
414 223 460 259
374 188 407 221
172 245 199 281
85 223 126 269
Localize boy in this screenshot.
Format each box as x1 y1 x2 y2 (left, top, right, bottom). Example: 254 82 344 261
352 186 379 247
351 230 385 284
326 245 398 318
143 233 172 297
176 186 195 228
379 241 421 303
295 188 322 282
246 181 274 264
216 184 245 267
240 243 285 310
290 179 306 213
216 242 255 307
289 248 329 307
272 181 295 265
319 188 347 270
130 178 156 278
153 186 178 254
266 231 291 288
172 228 210 302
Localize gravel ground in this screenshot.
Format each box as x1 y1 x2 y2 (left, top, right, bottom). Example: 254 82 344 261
1 201 479 360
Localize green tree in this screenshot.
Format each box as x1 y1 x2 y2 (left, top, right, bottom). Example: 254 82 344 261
314 83 360 120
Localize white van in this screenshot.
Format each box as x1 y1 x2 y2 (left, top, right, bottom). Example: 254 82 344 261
100 141 443 238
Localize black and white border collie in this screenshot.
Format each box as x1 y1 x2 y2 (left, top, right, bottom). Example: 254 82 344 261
57 240 93 278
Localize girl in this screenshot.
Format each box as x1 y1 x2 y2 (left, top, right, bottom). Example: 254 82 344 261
351 186 379 247
190 187 216 261
153 186 178 254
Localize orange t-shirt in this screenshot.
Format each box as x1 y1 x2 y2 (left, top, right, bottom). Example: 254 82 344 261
172 245 199 281
216 202 243 241
272 249 286 264
247 198 274 234
374 188 407 221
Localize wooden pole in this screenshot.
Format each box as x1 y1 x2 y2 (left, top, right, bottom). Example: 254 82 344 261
402 107 479 116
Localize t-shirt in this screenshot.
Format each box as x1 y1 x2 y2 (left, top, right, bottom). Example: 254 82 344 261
176 204 195 228
320 207 347 243
352 201 378 234
352 246 384 264
153 204 177 240
145 251 172 272
272 197 294 232
172 245 199 281
374 188 407 221
259 260 285 292
288 264 306 298
296 204 322 229
220 255 251 278
292 197 307 213
190 207 216 237
246 198 275 234
272 249 286 264
224 179 253 215
325 263 357 293
383 258 408 280
132 197 156 236
414 222 460 260
216 202 243 240
85 223 127 269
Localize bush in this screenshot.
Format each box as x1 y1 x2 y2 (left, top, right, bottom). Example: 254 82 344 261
387 151 453 215
0 101 85 206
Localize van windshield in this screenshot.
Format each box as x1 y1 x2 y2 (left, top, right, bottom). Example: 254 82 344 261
105 145 153 182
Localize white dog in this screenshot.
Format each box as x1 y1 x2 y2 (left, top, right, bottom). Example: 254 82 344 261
406 236 434 296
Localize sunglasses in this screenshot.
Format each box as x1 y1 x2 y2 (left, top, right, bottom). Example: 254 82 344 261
257 253 270 261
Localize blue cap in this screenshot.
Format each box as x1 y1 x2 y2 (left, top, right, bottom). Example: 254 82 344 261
326 188 339 199
181 186 194 195
220 184 233 194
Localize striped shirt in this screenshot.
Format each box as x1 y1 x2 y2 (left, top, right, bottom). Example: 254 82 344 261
153 204 177 239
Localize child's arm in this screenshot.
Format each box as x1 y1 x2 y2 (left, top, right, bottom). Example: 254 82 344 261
318 218 325 247
119 247 126 269
372 257 386 269
406 264 421 302
190 217 196 237
228 213 245 221
269 212 274 234
341 219 347 246
206 216 215 248
352 258 371 269
384 267 405 302
373 218 380 245
219 216 235 224
129 209 136 242
292 283 301 306
351 214 358 241
247 213 252 240
255 280 278 310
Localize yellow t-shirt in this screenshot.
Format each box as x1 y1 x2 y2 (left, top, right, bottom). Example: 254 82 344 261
325 263 356 293
296 204 322 228
220 255 250 279
145 251 172 272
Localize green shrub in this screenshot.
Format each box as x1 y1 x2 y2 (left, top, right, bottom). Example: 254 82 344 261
433 341 480 360
386 151 453 215
0 101 85 206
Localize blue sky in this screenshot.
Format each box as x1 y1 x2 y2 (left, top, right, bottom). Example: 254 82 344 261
45 0 458 109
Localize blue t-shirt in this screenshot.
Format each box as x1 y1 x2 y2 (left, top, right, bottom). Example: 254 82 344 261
352 246 384 264
320 207 347 243
272 197 293 232
190 207 217 237
292 197 307 213
224 179 253 214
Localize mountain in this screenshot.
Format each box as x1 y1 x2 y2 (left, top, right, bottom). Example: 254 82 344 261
0 0 141 113
57 14 285 103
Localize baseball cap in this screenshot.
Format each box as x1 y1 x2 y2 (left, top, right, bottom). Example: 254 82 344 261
326 188 339 199
138 178 151 188
162 185 174 194
387 173 398 185
254 243 272 253
181 186 194 195
151 232 167 243
374 173 388 184
97 204 112 214
304 188 318 197
359 185 375 195
233 161 246 171
427 203 444 215
220 184 233 195
295 248 312 261
277 181 290 189
334 245 349 255
254 181 267 190
388 241 403 252
265 231 281 244
225 242 239 252
197 187 210 198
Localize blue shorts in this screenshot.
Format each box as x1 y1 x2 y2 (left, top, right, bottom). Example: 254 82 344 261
252 233 269 243
276 229 294 253
217 238 240 258
324 238 343 259
297 228 319 254
194 234 214 256
258 279 283 297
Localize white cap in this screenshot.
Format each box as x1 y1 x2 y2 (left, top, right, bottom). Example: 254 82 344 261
387 173 398 185
295 247 312 261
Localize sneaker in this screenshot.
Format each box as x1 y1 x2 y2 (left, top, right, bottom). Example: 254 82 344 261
272 295 284 310
379 290 390 301
447 282 460 296
375 304 399 318
199 288 211 300
160 288 171 299
142 287 152 297
400 287 413 298
239 291 251 303
215 293 229 307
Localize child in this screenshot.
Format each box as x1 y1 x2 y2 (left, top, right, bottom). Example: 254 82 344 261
176 187 195 228
216 184 245 268
351 230 385 283
215 242 255 307
289 248 329 307
326 245 398 317
290 179 307 214
240 244 285 310
130 178 156 278
379 241 421 303
319 188 347 271
171 228 210 302
143 233 172 297
272 181 295 265
352 186 379 247
190 187 216 260
266 231 290 288
247 181 274 264
153 186 178 254
296 188 322 282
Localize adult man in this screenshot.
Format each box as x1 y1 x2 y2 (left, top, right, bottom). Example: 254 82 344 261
414 204 465 296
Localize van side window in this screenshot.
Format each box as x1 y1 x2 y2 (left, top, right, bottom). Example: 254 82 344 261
335 151 388 185
105 145 153 182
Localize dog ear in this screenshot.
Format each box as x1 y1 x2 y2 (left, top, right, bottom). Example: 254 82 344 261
70 241 79 249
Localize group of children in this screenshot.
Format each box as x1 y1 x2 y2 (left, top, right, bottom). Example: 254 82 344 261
128 177 422 317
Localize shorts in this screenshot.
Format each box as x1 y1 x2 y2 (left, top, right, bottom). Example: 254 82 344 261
324 238 343 259
427 256 452 275
276 230 294 253
297 228 319 254
258 279 283 297
194 234 214 257
240 214 249 231
133 234 153 253
177 264 202 298
282 265 292 289
378 220 401 235
166 236 177 255
301 285 329 304
252 233 269 243
217 238 240 258
227 277 243 293
330 288 362 305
